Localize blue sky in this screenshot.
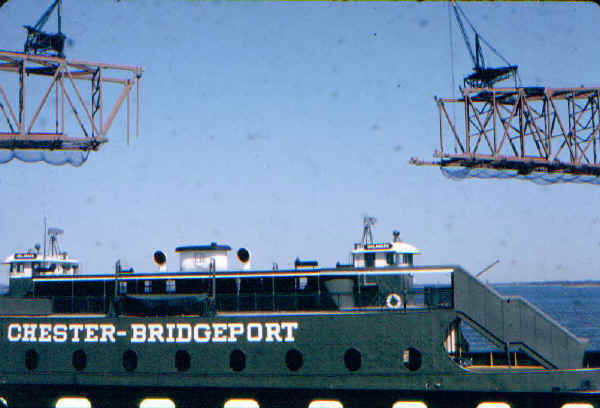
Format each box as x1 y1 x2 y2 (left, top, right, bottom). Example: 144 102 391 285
1 1 599 283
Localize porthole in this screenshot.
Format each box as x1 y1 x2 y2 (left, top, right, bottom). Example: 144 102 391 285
72 349 87 372
24 349 39 370
403 347 422 371
344 348 361 372
229 349 246 372
175 350 191 372
285 349 303 371
122 350 138 372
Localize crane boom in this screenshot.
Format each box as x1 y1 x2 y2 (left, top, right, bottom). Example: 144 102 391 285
23 0 66 58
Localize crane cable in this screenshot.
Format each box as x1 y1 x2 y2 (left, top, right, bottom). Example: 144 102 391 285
452 0 513 68
447 1 457 152
450 0 521 87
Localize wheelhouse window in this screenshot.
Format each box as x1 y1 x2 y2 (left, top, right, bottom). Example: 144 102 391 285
144 280 152 294
403 254 413 266
364 253 375 268
386 252 395 266
166 279 176 293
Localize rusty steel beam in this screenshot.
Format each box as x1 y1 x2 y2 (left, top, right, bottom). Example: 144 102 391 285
419 86 600 179
0 51 142 151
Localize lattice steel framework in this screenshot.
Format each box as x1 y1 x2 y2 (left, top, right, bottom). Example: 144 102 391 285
0 51 142 151
417 87 600 177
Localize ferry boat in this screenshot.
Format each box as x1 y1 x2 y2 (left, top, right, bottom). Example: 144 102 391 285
0 219 599 408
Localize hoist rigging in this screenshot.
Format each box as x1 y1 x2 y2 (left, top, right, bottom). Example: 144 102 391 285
451 0 518 89
23 0 66 58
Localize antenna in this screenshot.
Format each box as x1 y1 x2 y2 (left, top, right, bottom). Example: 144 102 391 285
47 227 64 257
43 217 47 259
476 259 500 278
361 215 377 246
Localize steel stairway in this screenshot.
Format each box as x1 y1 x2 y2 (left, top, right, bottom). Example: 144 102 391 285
452 267 588 369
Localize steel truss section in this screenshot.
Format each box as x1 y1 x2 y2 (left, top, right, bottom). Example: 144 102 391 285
429 86 600 177
0 51 142 151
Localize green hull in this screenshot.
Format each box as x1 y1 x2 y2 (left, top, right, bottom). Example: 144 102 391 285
1 310 600 407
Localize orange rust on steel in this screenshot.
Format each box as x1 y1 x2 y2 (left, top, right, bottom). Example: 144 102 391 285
436 98 464 151
0 86 18 127
102 81 133 135
0 51 141 73
0 50 142 151
26 67 61 135
434 86 600 176
64 68 101 137
0 132 105 143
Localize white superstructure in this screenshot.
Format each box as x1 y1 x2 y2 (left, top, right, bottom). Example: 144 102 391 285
352 225 421 268
175 243 232 272
2 227 79 279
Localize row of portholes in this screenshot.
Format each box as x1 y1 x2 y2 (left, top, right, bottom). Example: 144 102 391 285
0 397 594 408
23 347 423 373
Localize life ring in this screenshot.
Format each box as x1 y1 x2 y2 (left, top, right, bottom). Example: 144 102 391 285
386 293 403 309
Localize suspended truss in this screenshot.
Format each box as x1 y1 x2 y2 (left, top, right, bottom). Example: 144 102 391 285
413 86 600 180
0 50 142 152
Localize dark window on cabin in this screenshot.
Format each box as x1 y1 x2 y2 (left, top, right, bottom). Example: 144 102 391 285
403 254 413 266
74 281 105 297
239 277 263 294
297 277 308 290
275 277 296 293
364 253 375 268
216 278 237 294
386 252 395 266
119 281 127 294
166 280 176 293
144 280 152 294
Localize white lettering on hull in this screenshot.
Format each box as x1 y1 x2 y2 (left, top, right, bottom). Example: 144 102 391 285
5 322 299 344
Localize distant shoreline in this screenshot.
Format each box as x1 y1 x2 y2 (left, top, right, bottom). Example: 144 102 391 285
494 281 600 288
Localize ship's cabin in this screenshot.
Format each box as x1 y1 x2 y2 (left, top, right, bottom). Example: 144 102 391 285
3 251 79 278
2 227 79 279
351 231 420 268
175 243 233 272
3 220 455 316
